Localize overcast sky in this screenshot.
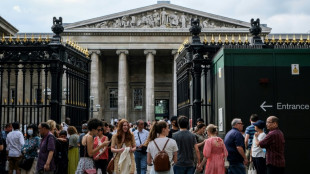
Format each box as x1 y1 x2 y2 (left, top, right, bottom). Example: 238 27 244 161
1 0 310 33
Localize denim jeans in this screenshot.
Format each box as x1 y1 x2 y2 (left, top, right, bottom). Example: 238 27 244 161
228 163 246 174
173 165 195 174
134 151 147 174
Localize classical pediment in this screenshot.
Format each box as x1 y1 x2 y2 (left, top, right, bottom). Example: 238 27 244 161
64 3 271 32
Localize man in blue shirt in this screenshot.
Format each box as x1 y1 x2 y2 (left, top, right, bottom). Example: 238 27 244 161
224 118 248 174
134 120 149 174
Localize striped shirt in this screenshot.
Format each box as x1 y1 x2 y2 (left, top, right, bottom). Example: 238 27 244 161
259 128 285 167
245 124 255 149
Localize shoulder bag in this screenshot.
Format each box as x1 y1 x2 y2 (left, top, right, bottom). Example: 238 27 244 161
137 132 147 154
18 139 35 170
107 138 124 174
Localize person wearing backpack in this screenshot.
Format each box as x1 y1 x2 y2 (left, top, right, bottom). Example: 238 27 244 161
145 121 178 174
55 130 69 174
36 122 56 174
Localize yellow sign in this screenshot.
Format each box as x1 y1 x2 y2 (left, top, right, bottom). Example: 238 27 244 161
291 64 299 75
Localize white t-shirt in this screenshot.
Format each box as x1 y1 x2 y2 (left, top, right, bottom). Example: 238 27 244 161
251 132 266 158
147 137 178 164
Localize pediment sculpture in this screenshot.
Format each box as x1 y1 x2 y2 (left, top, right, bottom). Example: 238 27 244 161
76 8 243 29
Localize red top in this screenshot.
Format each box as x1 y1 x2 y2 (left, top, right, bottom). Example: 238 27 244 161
259 128 285 167
93 136 108 160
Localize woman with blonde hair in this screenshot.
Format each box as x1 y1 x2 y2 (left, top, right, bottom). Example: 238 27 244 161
67 126 79 174
111 119 136 174
146 121 178 174
198 124 228 174
46 119 57 136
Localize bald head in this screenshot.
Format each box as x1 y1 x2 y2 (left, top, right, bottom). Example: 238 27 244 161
266 116 279 130
268 116 279 124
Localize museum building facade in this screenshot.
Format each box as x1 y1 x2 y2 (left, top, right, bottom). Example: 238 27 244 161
62 2 271 122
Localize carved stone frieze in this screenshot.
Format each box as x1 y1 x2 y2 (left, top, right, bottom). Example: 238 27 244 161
76 8 242 29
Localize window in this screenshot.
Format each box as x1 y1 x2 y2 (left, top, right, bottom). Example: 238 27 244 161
35 88 42 104
133 88 143 110
10 88 16 103
109 88 118 108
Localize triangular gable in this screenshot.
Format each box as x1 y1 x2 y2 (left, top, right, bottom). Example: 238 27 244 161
64 3 271 32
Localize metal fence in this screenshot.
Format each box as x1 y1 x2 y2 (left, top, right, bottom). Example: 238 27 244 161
0 17 91 131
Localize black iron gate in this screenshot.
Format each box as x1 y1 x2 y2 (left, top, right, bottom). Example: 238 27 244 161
0 17 91 131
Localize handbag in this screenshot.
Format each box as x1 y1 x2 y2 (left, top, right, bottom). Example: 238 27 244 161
224 157 229 168
84 169 97 174
5 160 9 171
107 155 116 174
107 139 124 174
248 162 257 174
18 156 34 170
137 132 147 154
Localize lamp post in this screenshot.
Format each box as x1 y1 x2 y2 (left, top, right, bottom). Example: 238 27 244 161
89 96 101 118
186 18 212 126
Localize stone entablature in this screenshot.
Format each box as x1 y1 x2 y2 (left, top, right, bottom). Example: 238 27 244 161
0 16 18 36
64 3 271 34
74 8 242 29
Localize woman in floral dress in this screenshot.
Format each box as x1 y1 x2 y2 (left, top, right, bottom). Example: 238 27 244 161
198 124 228 174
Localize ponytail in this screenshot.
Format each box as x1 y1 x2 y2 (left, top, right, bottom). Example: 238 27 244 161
144 121 167 146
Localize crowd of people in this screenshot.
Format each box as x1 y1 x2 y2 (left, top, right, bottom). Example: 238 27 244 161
0 114 285 174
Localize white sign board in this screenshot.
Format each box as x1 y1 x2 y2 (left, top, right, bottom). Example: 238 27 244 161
291 64 299 75
260 101 309 112
218 68 222 78
218 108 223 131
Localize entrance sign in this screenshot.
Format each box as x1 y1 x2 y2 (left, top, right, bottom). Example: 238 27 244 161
291 64 300 75
260 101 273 111
260 101 310 111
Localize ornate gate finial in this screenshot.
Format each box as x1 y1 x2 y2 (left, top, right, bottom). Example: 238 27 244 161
51 17 64 38
249 18 262 37
249 18 263 45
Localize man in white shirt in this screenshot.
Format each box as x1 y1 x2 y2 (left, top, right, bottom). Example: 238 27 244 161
134 120 149 174
6 122 24 174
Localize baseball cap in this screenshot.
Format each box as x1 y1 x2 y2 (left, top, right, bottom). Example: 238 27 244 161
253 120 265 129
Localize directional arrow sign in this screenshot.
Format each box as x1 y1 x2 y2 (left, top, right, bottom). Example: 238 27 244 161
260 101 273 112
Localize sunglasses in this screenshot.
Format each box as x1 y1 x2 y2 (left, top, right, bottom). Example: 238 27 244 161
97 128 103 131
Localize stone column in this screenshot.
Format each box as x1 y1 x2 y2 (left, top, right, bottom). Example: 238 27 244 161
116 50 129 119
144 50 156 122
90 50 101 119
172 50 179 116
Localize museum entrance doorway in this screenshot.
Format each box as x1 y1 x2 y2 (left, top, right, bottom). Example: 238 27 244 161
155 99 169 120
